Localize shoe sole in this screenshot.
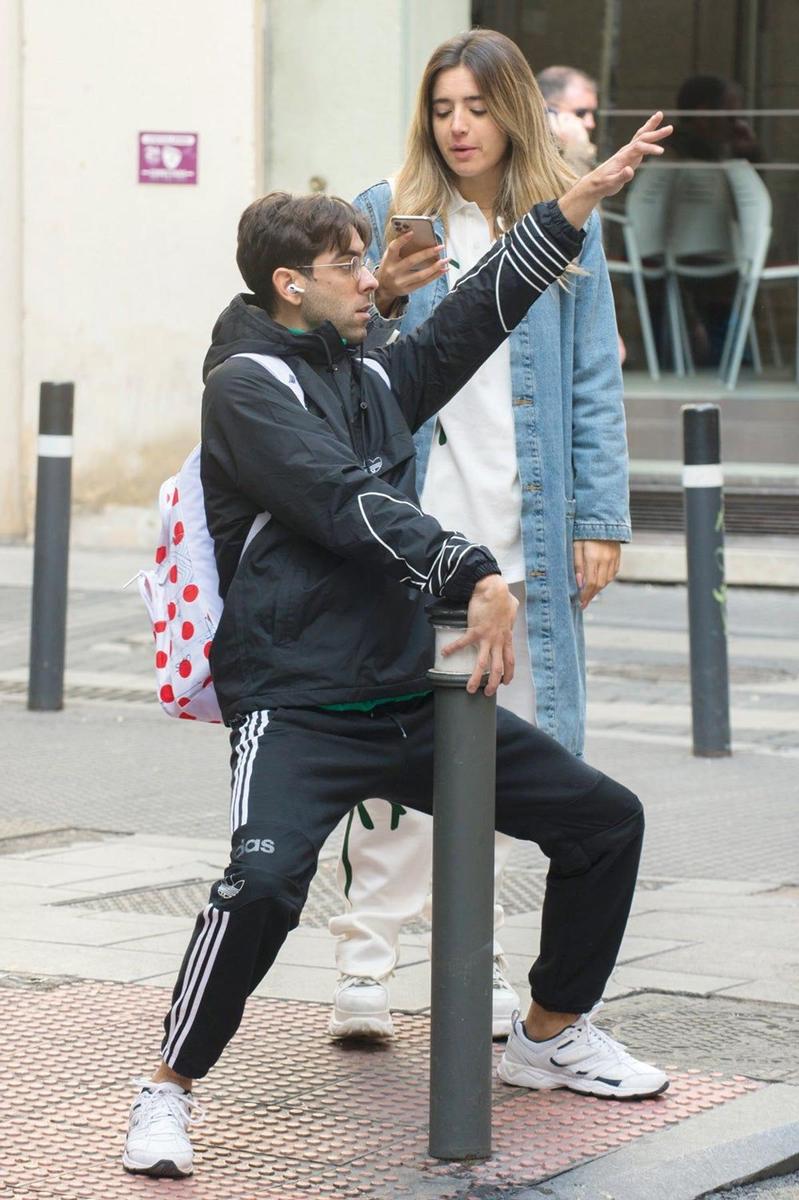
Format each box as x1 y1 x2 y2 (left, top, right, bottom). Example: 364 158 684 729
329 1012 394 1040
122 1155 192 1178
497 1058 670 1100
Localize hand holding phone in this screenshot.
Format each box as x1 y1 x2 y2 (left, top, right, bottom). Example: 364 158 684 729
372 217 451 317
391 215 440 258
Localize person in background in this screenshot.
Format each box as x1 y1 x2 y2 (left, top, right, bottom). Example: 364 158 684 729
668 75 762 365
328 29 631 1043
537 64 599 176
537 64 628 363
671 74 762 163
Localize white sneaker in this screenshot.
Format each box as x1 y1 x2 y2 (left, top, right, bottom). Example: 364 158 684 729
498 1006 669 1100
329 974 394 1039
492 955 521 1039
122 1078 203 1177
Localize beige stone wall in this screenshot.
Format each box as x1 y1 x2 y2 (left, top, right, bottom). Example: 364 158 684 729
0 0 24 538
264 0 471 200
2 0 470 545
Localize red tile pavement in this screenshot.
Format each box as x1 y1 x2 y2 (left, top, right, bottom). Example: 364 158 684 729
0 981 762 1199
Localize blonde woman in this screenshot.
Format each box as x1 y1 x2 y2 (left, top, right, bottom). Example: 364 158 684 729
329 29 630 1040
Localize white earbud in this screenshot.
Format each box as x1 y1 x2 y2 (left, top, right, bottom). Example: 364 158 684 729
287 283 305 295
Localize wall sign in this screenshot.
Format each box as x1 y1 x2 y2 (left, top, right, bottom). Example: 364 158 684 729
138 132 198 185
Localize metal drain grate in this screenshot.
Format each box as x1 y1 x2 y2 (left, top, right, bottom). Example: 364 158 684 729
57 860 552 926
600 992 799 1082
56 865 670 925
0 827 129 855
57 876 215 918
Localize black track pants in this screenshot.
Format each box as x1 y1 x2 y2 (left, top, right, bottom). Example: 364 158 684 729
161 698 643 1079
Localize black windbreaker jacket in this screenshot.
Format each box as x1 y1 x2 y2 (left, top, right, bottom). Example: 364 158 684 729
200 199 584 723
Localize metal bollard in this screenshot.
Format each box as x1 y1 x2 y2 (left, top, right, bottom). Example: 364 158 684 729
427 601 496 1160
28 383 74 711
682 404 731 756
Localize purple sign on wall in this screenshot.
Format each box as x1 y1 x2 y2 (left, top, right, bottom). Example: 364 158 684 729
138 132 198 185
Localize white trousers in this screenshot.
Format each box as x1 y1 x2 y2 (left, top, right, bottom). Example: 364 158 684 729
330 581 534 979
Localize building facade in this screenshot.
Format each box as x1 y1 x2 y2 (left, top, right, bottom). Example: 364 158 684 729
2 0 796 545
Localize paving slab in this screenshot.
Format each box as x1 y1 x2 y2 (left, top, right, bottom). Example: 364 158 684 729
609 963 752 996
0 937 182 982
0 908 190 947
54 865 219 895
628 942 799 981
626 910 799 950
15 841 214 871
717 980 799 1006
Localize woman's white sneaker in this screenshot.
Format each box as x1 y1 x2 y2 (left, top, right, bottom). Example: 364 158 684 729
122 1079 203 1177
329 975 394 1039
491 956 521 1039
497 1007 669 1100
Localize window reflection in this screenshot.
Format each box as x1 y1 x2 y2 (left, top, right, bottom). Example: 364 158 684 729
605 91 798 388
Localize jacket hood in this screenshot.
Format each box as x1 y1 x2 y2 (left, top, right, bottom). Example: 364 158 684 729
202 294 352 382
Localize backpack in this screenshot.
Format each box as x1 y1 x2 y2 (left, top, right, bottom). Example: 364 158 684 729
136 353 303 723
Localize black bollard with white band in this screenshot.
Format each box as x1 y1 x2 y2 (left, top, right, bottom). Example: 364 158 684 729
682 403 731 757
427 601 496 1160
28 383 74 711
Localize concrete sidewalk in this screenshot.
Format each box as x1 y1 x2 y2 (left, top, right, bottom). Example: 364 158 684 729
1 546 797 1198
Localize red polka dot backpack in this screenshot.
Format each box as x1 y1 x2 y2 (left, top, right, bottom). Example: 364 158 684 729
136 354 302 722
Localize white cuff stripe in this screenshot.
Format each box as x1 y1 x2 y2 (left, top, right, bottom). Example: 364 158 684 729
515 219 569 276
506 252 551 292
507 248 557 291
524 214 572 266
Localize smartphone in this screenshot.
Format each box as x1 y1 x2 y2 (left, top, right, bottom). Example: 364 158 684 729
391 215 440 258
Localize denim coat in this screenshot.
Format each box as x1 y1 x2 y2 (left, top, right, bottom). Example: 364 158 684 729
354 181 631 755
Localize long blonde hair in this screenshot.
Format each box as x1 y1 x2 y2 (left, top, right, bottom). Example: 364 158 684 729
391 28 576 237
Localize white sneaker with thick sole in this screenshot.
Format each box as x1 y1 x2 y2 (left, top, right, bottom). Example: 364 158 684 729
329 974 394 1039
122 1079 203 1177
492 955 521 1039
498 1006 669 1100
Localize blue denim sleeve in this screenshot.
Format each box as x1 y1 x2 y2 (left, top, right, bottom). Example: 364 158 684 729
571 213 632 543
352 183 407 352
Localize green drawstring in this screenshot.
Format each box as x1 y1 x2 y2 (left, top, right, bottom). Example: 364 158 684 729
341 802 408 899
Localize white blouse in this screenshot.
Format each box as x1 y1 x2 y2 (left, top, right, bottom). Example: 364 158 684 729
420 192 524 583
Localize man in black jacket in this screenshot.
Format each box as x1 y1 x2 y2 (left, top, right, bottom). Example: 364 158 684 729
123 116 672 1179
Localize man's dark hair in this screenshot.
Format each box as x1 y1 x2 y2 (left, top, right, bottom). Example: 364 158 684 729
236 192 373 314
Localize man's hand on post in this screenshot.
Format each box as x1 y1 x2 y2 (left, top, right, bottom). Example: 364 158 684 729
441 575 518 697
573 540 621 610
558 112 673 230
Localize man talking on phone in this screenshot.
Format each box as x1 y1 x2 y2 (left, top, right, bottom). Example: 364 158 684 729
538 65 599 176
121 115 671 1180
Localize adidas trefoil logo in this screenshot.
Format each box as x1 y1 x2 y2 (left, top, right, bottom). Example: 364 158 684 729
217 877 245 900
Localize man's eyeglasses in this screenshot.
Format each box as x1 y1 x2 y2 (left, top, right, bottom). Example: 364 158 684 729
293 255 376 281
